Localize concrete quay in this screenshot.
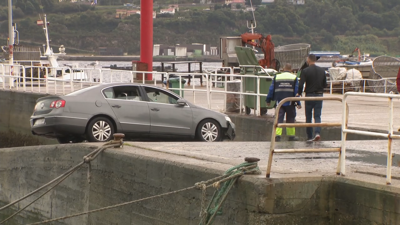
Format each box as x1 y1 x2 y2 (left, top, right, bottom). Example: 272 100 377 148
1 140 400 224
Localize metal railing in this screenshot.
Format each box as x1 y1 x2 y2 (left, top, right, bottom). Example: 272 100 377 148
265 96 344 178
266 93 400 185
0 63 398 116
327 78 397 94
341 92 400 185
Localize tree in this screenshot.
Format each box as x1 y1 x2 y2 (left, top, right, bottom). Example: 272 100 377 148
381 11 399 31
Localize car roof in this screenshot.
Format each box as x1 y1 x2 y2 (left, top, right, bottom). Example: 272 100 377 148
71 82 181 98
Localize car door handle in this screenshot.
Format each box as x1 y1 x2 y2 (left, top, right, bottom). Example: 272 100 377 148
151 108 159 112
112 105 121 108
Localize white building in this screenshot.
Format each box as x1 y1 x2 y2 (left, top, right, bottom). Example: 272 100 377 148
160 8 175 14
288 0 305 4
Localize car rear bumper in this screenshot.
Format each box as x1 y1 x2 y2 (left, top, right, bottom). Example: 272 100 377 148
31 116 87 137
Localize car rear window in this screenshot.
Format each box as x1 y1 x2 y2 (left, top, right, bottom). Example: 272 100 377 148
66 85 98 96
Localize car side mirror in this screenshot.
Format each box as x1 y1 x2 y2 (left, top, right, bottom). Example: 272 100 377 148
176 99 187 106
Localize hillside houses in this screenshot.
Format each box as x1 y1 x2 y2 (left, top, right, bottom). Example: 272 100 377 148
115 9 156 19
116 4 179 18
153 44 218 57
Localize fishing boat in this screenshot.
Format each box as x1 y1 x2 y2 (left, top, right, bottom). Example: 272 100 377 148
39 14 88 81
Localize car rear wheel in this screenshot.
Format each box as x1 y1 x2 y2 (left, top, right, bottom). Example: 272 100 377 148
197 119 222 142
86 117 114 142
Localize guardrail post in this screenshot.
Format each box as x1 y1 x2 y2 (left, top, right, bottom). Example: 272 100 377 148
206 73 211 109
342 81 344 94
1 65 4 89
387 97 394 184
45 68 49 94
240 75 244 115
22 66 26 91
340 95 348 176
256 76 260 116
384 79 387 93
363 80 366 93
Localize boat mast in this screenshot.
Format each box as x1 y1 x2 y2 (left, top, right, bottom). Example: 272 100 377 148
43 14 51 56
247 0 256 34
8 0 13 65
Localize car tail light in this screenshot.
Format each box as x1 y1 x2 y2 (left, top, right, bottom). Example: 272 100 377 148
50 100 66 108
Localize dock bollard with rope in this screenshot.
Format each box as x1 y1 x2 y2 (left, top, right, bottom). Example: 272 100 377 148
197 157 261 225
4 156 261 225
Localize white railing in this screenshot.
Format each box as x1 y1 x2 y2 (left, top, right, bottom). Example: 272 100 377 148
341 92 400 185
327 78 397 94
0 63 398 116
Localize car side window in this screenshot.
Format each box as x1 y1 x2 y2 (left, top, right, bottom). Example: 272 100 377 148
103 86 142 101
103 87 115 99
144 87 178 104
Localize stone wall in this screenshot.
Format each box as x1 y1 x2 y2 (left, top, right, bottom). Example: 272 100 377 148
0 90 56 146
228 114 380 142
0 144 399 224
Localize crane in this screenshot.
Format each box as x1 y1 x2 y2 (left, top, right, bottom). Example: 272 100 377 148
240 32 277 70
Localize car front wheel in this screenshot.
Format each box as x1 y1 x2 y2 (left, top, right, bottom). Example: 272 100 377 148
197 119 222 142
86 117 114 142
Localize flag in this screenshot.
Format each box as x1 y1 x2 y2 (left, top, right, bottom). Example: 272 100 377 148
37 20 44 25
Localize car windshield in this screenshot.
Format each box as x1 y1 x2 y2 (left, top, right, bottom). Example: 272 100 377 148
66 86 99 96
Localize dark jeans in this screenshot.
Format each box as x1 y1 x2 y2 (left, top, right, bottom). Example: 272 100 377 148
305 93 323 139
278 105 296 124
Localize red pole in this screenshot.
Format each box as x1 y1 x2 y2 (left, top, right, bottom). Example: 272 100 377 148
141 0 153 80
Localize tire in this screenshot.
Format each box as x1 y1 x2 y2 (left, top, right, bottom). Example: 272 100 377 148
196 119 222 142
245 106 251 115
261 108 268 115
86 117 114 142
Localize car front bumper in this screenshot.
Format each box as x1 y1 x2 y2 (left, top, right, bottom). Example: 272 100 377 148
225 121 236 140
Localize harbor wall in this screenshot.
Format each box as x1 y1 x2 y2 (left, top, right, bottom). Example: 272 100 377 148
229 113 380 142
0 90 377 147
0 90 56 147
0 144 399 224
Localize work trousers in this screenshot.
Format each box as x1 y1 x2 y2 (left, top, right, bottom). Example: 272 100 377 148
276 105 296 137
305 93 323 139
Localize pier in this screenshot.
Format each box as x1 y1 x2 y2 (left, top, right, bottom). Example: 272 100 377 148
1 69 400 224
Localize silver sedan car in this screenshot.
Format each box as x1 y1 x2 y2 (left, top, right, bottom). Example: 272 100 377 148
30 83 235 143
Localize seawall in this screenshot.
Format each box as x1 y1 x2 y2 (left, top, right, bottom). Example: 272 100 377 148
1 143 399 224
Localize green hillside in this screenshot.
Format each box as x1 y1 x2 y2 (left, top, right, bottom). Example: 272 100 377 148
0 0 399 56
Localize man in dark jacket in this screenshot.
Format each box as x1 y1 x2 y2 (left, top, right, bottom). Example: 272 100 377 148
266 63 301 142
296 54 327 143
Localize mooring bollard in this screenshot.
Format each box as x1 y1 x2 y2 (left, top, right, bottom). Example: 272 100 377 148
244 157 260 163
244 157 262 175
113 133 125 148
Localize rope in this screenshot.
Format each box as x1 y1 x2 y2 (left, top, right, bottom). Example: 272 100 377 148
0 140 122 224
199 162 260 225
27 186 197 225
24 162 259 225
